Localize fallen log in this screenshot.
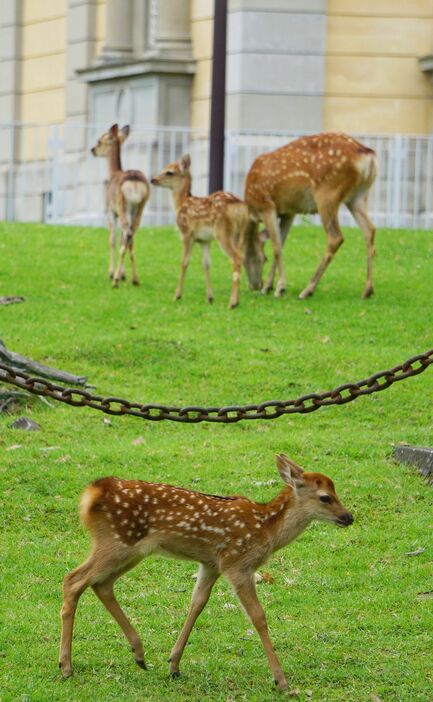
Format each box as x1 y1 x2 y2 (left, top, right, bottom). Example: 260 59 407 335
0 296 25 306
0 338 86 385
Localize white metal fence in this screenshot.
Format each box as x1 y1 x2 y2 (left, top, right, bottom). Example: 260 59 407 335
1 122 433 230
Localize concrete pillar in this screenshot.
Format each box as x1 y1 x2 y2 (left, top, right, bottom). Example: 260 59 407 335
101 0 134 61
149 0 191 52
0 0 21 123
0 0 21 218
226 0 327 131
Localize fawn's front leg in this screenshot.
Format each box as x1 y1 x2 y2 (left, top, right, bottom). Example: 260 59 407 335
225 569 288 691
174 235 194 301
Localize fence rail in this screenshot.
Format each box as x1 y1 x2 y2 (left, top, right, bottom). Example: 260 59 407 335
1 122 433 229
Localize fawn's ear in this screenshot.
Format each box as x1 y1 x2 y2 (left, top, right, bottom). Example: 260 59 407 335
109 124 119 137
119 125 130 142
179 154 191 172
276 453 305 487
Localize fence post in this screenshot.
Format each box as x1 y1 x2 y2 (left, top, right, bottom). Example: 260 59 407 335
6 123 16 221
48 124 64 223
391 134 402 228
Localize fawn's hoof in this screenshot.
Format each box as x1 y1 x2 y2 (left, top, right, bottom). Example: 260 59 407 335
273 677 289 693
274 286 286 298
59 662 72 679
170 671 181 679
132 280 140 287
362 286 374 299
135 659 147 670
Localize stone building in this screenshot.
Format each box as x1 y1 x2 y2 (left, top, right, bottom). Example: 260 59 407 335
2 0 433 225
3 0 433 135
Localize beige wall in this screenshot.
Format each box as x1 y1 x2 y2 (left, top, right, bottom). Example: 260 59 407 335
190 0 213 130
20 0 67 124
324 0 433 134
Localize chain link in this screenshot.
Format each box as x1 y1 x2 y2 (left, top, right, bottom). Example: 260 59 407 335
1 348 432 424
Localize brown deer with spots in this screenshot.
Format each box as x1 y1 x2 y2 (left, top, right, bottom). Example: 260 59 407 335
59 454 353 691
151 154 250 309
244 132 377 299
91 124 150 287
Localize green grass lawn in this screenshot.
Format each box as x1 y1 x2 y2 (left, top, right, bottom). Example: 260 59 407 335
0 220 432 702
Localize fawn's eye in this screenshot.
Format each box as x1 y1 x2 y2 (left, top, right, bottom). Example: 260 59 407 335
165 170 174 176
320 494 332 503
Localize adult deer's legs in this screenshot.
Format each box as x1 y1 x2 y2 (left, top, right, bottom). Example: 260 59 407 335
174 235 194 301
169 564 219 677
200 242 213 303
298 198 344 300
347 195 376 298
225 570 288 691
261 209 286 297
263 214 294 293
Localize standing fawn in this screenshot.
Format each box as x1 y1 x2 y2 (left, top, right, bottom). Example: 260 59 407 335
59 453 353 691
244 132 377 299
91 124 150 287
151 154 250 309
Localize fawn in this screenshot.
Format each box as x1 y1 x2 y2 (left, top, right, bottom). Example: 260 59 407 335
91 124 150 287
59 453 353 691
151 154 251 309
244 132 377 299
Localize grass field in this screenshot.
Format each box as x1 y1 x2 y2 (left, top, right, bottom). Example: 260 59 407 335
0 220 432 702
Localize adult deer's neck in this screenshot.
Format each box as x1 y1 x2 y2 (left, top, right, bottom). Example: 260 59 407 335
108 140 122 176
172 173 192 211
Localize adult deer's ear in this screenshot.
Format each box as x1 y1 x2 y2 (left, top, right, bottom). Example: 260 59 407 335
119 125 130 142
275 453 305 488
179 154 191 172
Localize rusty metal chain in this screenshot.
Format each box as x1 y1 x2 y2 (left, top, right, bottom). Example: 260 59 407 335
0 348 432 424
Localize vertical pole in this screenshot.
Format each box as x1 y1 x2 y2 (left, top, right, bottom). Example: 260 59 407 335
208 0 227 194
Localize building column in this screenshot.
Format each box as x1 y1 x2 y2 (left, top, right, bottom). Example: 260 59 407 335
149 0 191 54
100 0 133 61
0 0 21 218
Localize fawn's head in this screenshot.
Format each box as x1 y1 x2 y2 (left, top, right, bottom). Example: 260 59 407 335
276 453 354 527
151 154 191 190
91 124 130 157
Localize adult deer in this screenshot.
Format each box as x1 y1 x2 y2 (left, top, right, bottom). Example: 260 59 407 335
151 154 250 309
244 132 377 299
91 124 150 287
59 453 353 691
